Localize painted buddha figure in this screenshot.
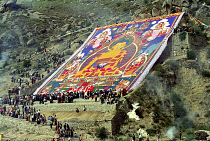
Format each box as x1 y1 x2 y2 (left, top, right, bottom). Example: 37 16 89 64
74 42 128 78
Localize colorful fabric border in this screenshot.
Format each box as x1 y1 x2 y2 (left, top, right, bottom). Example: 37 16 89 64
34 12 184 94
187 12 209 30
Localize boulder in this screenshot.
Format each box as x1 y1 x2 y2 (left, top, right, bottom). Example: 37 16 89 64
134 9 141 15
182 7 189 13
27 38 37 46
69 17 75 22
207 31 210 38
26 32 33 38
89 12 95 17
5 65 11 70
0 6 4 13
191 1 198 9
4 0 17 7
152 0 160 5
162 1 166 8
134 7 146 15
61 24 71 32
172 0 181 6
181 0 190 7
18 35 26 46
136 13 148 19
0 60 6 69
152 7 159 17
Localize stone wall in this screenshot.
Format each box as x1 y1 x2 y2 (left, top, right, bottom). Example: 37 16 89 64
33 100 117 113
111 101 128 135
172 32 190 57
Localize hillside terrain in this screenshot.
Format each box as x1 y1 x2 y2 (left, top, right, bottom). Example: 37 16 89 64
0 0 209 140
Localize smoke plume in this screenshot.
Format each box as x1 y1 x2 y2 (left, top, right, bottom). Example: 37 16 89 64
166 126 178 140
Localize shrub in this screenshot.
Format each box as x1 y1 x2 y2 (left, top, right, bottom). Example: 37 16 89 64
171 93 181 103
0 23 7 28
117 2 122 7
11 56 16 60
37 46 42 52
188 8 196 16
139 125 145 128
194 27 208 39
207 49 210 59
206 0 210 5
174 102 186 118
179 31 187 41
146 128 156 136
187 50 196 60
181 118 194 129
22 50 28 55
171 93 187 118
86 21 92 27
40 61 50 68
196 125 210 131
123 7 129 12
116 138 127 141
201 70 210 77
23 59 31 68
87 130 91 135
154 64 166 75
144 0 149 4
165 60 178 73
96 127 108 140
184 134 197 141
204 110 210 118
66 50 73 55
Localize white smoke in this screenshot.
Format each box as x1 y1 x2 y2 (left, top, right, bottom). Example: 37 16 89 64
166 126 178 140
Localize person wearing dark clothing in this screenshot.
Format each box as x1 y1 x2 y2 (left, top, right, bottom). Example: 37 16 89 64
132 134 135 141
70 127 74 138
64 123 67 130
179 131 182 140
67 124 70 131
76 108 79 113
50 120 53 129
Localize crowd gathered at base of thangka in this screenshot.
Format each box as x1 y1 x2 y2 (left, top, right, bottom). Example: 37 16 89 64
0 89 125 139
1 88 126 108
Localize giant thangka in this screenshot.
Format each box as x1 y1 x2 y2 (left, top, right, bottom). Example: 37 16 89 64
34 12 184 94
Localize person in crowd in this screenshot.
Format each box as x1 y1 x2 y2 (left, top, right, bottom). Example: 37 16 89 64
139 133 142 141
83 106 86 111
79 134 82 141
76 107 79 113
179 131 182 140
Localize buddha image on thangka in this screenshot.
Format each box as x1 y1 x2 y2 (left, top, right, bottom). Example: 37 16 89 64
38 14 182 94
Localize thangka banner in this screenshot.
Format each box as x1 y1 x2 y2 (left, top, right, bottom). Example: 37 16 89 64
34 12 184 94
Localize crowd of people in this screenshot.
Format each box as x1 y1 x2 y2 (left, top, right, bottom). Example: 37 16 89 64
0 95 82 141
0 88 124 140
9 69 46 94
2 88 124 108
